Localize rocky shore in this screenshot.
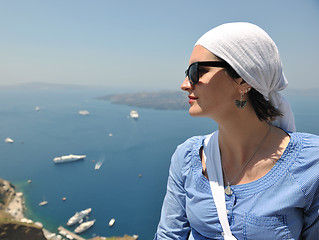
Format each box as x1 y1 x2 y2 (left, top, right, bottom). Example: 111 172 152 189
0 178 138 240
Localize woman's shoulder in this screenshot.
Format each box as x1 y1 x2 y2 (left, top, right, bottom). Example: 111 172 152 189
287 132 319 201
289 131 319 153
170 135 207 174
177 135 206 150
294 131 319 140
287 131 319 165
173 135 206 160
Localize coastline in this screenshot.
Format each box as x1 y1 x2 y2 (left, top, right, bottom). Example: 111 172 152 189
1 178 56 239
0 178 138 240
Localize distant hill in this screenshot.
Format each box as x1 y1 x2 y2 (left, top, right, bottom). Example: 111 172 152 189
97 91 189 110
0 82 86 90
283 88 319 96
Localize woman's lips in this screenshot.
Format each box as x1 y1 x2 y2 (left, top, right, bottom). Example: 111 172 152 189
188 96 198 104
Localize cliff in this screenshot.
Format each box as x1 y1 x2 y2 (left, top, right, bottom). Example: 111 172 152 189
0 222 46 240
0 179 15 210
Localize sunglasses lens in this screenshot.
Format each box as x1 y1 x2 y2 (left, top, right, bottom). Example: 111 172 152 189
188 63 198 85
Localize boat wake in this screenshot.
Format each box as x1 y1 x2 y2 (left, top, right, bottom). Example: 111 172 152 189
94 160 104 170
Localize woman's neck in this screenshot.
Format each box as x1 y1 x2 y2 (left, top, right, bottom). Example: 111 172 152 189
216 113 290 185
217 113 271 170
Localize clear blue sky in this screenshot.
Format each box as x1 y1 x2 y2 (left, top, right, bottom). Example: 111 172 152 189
0 0 318 90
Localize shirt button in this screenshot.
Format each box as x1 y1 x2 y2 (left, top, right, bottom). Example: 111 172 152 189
221 232 225 236
226 210 229 214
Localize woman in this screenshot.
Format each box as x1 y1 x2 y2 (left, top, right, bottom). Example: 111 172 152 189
155 22 319 239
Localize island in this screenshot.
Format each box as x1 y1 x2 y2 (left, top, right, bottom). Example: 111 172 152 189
96 90 189 110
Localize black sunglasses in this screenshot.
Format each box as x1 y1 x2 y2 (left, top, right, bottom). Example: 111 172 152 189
185 61 231 85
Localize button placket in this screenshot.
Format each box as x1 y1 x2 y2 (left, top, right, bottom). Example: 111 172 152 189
225 192 236 225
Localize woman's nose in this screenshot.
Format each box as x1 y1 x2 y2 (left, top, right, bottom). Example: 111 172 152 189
180 77 192 91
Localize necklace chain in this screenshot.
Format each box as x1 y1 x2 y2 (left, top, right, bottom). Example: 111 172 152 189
222 125 272 187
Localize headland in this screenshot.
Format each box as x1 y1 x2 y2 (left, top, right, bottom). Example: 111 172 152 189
96 90 188 110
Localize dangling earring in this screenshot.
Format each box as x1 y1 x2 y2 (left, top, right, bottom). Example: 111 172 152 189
235 88 250 109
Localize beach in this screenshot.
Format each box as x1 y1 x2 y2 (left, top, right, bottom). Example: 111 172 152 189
5 192 25 221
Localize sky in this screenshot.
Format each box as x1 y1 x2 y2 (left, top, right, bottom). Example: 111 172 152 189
0 0 319 91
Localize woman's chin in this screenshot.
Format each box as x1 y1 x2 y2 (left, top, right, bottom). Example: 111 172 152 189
188 108 203 117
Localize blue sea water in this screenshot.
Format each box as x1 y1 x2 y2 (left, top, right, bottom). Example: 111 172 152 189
0 88 318 239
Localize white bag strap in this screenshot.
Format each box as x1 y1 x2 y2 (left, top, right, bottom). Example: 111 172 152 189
203 131 237 240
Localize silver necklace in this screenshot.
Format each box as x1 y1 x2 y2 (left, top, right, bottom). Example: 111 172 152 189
222 125 271 195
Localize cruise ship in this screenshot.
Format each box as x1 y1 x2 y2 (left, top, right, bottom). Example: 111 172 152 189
67 208 92 226
130 110 139 119
53 154 86 163
74 219 95 234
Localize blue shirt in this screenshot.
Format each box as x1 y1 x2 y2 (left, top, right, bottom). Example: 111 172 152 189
155 132 319 239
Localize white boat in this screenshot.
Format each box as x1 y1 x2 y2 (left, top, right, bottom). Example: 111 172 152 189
53 154 86 163
67 208 92 226
74 219 95 234
38 201 48 206
130 110 139 119
108 218 115 227
35 106 40 111
78 110 90 116
94 160 104 170
5 138 14 143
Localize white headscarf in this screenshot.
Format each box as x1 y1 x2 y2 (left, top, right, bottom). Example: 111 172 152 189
195 22 296 132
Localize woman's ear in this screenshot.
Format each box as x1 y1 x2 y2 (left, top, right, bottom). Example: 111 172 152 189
233 77 243 85
235 78 252 93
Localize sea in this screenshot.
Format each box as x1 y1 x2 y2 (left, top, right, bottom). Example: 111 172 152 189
0 88 318 240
